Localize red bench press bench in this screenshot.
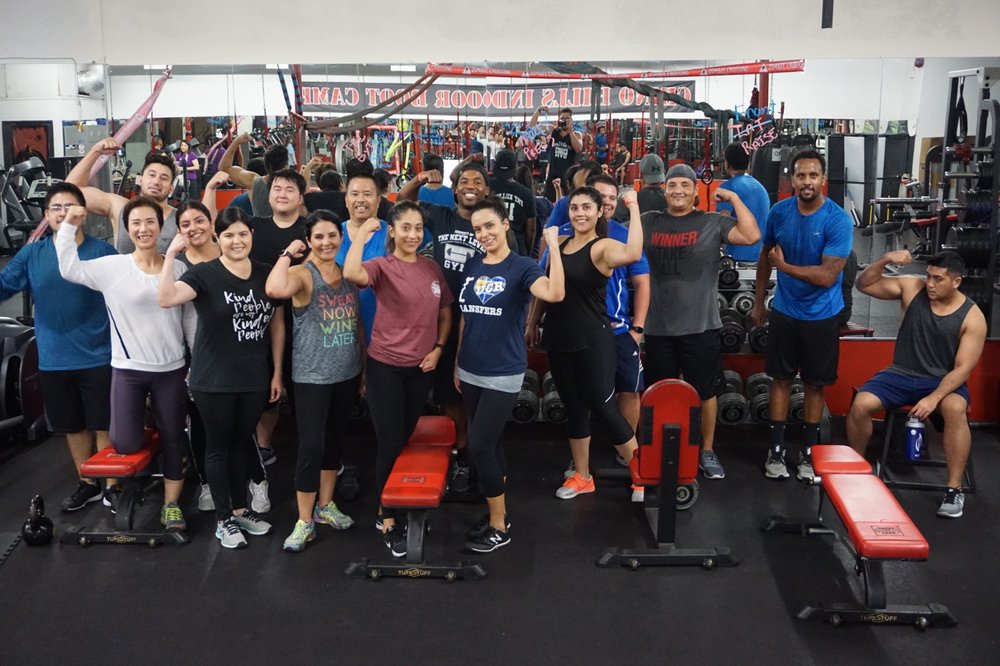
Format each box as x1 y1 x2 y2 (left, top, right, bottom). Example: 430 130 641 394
764 444 956 629
346 416 486 581
597 379 737 570
60 429 189 547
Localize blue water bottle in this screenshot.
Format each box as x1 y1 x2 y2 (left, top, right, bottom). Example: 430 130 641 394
905 417 925 461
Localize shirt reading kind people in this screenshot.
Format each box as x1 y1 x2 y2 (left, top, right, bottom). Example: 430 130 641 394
180 259 278 392
642 209 736 336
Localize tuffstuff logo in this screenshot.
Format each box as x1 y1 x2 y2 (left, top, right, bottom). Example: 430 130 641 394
398 568 432 577
107 534 136 544
861 613 898 623
871 525 904 536
474 276 507 304
401 476 426 484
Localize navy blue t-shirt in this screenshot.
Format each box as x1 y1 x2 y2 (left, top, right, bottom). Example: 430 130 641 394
457 252 544 376
765 196 853 321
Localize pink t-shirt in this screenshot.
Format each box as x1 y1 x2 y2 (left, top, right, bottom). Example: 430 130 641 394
363 254 454 367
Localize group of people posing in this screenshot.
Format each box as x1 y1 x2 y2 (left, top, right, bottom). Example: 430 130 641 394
0 129 981 561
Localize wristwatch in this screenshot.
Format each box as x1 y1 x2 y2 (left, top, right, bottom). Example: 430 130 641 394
279 250 293 260
630 325 644 334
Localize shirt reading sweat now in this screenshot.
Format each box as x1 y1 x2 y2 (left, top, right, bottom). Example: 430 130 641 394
642 209 736 337
363 254 453 367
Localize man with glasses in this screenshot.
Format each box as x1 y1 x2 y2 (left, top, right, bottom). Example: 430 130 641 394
0 183 117 511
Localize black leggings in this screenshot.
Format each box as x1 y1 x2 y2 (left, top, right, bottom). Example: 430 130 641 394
461 381 517 498
191 390 269 521
111 367 188 481
187 399 268 486
547 334 634 446
292 376 360 493
366 356 434 521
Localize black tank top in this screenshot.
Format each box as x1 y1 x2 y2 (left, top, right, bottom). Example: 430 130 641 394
889 290 974 378
548 131 576 181
542 237 609 352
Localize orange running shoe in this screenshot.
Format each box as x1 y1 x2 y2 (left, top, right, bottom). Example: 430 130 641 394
556 472 596 499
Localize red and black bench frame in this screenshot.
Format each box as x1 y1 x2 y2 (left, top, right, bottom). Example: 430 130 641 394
346 416 487 582
60 430 189 547
763 444 956 630
596 379 738 570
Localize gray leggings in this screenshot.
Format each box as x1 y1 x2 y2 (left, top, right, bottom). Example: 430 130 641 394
110 366 188 481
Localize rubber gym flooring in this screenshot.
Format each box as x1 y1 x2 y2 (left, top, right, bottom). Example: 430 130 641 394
2 232 999 663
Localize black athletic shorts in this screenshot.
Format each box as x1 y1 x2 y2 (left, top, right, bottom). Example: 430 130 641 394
38 365 112 433
643 330 724 401
614 332 645 394
766 308 840 386
433 320 461 406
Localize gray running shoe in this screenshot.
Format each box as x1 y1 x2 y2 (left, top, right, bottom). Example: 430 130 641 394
197 483 214 512
216 518 248 549
937 488 965 518
796 451 815 481
233 509 272 536
249 480 271 513
764 448 790 479
282 520 317 552
699 451 726 479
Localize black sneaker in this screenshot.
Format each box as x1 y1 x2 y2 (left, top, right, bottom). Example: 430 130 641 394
466 526 511 553
465 513 511 540
102 485 122 514
450 463 473 493
383 525 407 558
60 481 102 513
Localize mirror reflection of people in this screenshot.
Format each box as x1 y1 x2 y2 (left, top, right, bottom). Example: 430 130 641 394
175 139 202 201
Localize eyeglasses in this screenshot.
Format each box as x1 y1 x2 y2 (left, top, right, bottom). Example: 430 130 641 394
46 205 78 213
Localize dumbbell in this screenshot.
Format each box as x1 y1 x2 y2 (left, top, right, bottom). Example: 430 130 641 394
730 291 756 316
542 371 557 395
717 392 749 425
722 369 744 395
348 395 370 420
719 255 737 271
522 368 541 394
764 293 775 310
541 390 567 423
748 325 768 353
717 292 728 311
789 391 806 423
719 309 746 353
745 372 773 396
511 389 540 423
718 266 740 290
749 392 771 422
791 377 805 395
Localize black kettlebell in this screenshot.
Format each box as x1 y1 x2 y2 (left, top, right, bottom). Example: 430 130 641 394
21 495 54 546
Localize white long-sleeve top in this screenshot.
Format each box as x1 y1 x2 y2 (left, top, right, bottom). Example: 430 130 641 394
55 223 196 372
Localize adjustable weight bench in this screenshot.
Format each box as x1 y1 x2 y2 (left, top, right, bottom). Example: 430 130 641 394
597 379 737 570
346 416 486 581
60 429 189 547
764 444 956 629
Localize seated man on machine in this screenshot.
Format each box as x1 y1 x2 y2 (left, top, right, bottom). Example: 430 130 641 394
846 250 986 519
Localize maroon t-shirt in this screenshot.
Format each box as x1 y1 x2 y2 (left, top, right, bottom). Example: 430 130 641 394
363 254 454 367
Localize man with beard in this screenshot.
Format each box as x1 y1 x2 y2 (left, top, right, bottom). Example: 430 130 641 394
397 162 502 492
66 138 179 253
751 150 853 481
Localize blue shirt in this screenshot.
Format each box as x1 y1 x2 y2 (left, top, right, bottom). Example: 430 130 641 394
336 221 389 345
764 197 853 321
717 174 771 261
229 193 254 217
544 196 570 229
0 234 116 371
418 185 456 209
541 220 650 335
457 252 544 376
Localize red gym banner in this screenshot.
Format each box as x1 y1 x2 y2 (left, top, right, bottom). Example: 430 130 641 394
300 80 697 116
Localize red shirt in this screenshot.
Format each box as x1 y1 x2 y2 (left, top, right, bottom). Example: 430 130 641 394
363 255 453 366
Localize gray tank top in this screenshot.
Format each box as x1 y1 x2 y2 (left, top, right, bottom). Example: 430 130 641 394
250 176 273 217
292 262 363 384
116 206 178 254
889 289 974 378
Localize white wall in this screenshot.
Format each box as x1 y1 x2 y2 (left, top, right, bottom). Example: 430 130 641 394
0 63 107 164
2 0 999 63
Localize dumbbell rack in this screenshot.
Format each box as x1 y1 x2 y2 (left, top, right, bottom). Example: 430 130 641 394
935 67 1000 335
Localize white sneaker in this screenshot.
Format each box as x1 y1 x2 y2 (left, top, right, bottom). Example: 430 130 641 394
249 480 271 513
197 483 214 512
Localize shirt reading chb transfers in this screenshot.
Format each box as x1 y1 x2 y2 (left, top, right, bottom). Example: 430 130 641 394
179 259 278 393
